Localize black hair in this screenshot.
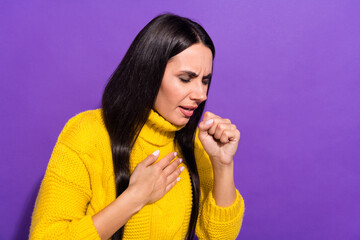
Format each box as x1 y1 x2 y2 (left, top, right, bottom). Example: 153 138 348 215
101 13 215 239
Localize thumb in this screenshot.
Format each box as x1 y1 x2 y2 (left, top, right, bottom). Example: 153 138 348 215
198 118 214 132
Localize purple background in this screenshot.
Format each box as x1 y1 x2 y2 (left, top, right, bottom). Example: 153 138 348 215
1 1 359 239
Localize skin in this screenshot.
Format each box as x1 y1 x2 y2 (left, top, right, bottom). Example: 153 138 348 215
92 43 240 239
154 43 212 126
155 43 239 206
92 151 182 240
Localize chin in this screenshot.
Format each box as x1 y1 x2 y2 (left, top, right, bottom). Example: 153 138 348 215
163 111 190 127
170 117 189 127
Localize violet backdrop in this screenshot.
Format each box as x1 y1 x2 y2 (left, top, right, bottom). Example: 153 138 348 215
1 1 359 239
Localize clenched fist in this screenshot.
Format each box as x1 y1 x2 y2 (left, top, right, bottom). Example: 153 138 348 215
198 111 240 168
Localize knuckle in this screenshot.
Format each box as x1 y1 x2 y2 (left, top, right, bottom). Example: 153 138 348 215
218 123 225 130
160 174 166 181
154 166 162 174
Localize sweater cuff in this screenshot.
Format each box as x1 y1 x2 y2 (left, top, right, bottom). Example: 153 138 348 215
205 190 244 222
75 215 101 239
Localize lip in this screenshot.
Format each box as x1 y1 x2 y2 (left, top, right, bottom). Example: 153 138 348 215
179 106 196 117
181 106 198 110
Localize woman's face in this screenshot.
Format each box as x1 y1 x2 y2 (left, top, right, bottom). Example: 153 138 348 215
154 43 213 126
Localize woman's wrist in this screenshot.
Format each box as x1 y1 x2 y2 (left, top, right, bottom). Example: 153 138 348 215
124 185 147 212
212 161 234 187
210 157 234 174
211 159 236 207
92 187 145 240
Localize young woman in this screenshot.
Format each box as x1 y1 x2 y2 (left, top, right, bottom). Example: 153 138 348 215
30 14 245 240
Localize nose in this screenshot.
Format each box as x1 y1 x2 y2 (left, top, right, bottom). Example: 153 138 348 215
189 80 207 103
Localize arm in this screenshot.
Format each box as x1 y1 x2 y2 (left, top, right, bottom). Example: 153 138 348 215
195 148 245 240
30 110 183 239
195 112 245 239
29 143 100 240
91 188 142 240
30 142 182 240
212 161 236 207
92 150 182 240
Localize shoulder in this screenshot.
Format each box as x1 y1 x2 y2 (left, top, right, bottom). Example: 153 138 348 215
56 109 110 153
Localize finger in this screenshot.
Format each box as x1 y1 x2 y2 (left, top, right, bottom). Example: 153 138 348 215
223 118 232 124
220 129 237 143
202 111 219 122
140 150 161 166
167 164 185 184
209 116 233 134
229 125 240 142
163 157 183 176
198 117 214 132
155 151 177 170
165 169 184 193
214 123 233 140
198 111 219 132
165 177 180 193
207 117 226 135
235 129 241 141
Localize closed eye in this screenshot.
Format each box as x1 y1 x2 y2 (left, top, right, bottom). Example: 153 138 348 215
202 79 210 85
179 77 191 83
178 71 212 85
179 77 210 85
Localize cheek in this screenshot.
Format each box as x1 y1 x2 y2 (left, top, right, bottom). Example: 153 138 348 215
162 81 186 104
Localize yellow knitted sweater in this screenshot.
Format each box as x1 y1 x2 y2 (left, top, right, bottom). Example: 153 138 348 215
30 109 244 239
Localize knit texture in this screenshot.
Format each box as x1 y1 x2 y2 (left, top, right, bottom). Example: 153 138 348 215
30 109 245 239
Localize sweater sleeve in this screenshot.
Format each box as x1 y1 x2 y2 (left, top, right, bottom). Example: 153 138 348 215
29 141 100 240
194 129 245 240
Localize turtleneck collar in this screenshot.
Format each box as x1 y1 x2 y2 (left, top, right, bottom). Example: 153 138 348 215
138 109 185 146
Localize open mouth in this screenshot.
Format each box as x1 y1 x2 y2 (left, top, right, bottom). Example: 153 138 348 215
180 107 194 111
179 106 195 117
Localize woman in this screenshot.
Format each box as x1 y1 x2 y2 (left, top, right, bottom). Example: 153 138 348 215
30 14 244 239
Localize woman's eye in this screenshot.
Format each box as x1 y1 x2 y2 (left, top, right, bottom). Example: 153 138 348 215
202 80 209 85
180 78 191 82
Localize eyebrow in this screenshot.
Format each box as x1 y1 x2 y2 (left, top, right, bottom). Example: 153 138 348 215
180 71 212 80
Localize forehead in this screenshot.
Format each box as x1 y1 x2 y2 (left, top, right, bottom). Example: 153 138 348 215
167 43 213 74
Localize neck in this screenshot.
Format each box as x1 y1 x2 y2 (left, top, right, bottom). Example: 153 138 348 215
138 109 185 146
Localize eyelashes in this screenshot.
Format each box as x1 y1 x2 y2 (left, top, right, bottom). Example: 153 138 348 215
179 78 191 83
179 78 209 85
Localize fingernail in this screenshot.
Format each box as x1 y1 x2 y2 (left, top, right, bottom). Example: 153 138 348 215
177 177 181 182
179 158 183 163
180 166 185 172
205 119 214 125
174 152 177 157
152 150 160 156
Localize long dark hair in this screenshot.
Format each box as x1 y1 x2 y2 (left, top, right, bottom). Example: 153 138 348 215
102 13 215 240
